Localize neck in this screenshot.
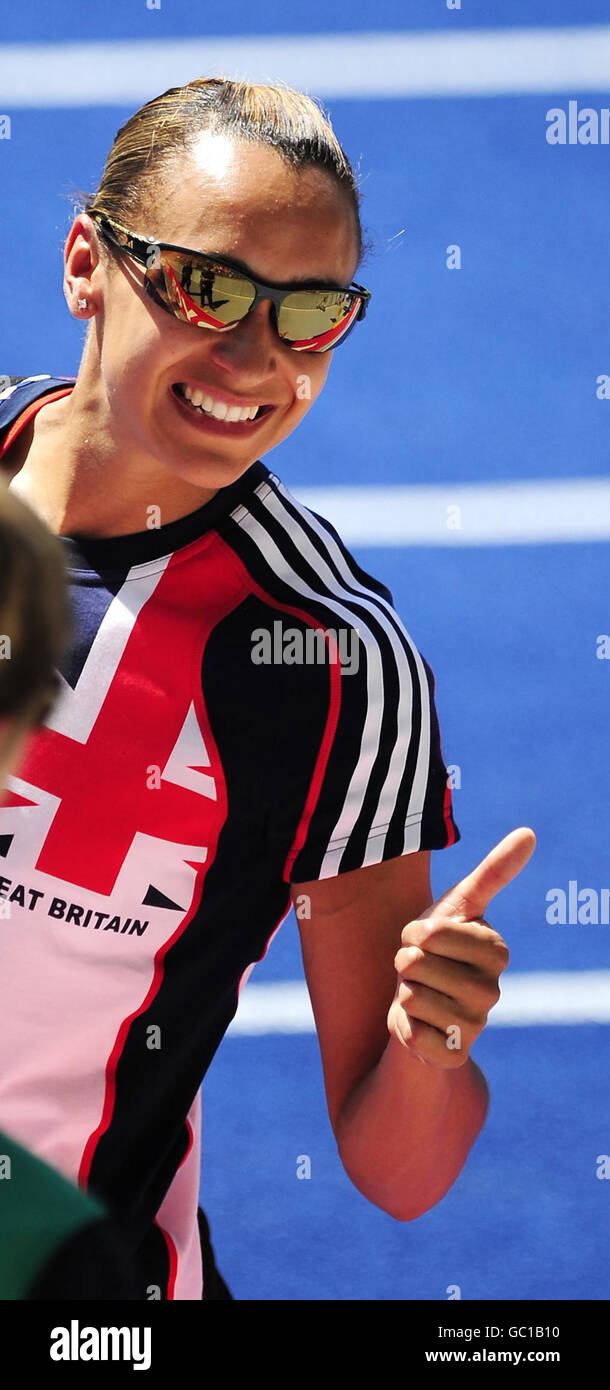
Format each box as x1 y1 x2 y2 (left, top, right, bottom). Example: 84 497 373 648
7 362 219 540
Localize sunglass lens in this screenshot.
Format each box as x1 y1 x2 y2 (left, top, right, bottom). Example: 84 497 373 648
156 253 255 328
277 290 361 351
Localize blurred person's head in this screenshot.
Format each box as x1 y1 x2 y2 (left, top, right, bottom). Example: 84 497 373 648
0 477 71 792
64 76 371 495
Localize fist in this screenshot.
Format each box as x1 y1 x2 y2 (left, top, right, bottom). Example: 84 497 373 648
387 827 536 1068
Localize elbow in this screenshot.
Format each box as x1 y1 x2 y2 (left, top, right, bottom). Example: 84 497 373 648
336 1100 488 1221
333 1057 490 1222
337 1146 458 1223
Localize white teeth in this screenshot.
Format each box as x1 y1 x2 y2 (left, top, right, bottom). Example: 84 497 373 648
179 384 261 422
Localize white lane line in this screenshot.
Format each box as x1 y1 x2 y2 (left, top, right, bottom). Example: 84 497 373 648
229 982 315 1035
2 26 610 106
487 971 610 1026
292 478 610 546
227 972 610 1034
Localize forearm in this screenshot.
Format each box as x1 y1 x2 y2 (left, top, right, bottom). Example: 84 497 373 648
334 1034 489 1221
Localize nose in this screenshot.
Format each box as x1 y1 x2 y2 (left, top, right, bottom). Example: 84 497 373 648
209 297 281 373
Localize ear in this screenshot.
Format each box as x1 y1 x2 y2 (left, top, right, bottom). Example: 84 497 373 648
63 212 104 319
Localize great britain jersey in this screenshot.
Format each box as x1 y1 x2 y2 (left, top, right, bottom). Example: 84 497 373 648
0 374 460 1299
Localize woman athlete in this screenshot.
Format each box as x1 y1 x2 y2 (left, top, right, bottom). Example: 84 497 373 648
0 77 535 1300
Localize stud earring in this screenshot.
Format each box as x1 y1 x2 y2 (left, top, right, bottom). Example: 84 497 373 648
77 297 88 310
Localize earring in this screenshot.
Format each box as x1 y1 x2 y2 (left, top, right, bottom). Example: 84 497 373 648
77 297 88 310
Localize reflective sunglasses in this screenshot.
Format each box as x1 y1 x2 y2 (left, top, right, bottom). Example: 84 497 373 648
87 209 371 353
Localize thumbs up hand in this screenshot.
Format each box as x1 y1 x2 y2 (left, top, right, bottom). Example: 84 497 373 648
387 828 536 1068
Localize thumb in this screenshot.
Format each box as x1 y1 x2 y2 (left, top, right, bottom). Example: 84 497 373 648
422 826 537 922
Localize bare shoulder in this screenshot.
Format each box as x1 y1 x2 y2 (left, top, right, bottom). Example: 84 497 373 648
2 390 68 480
2 420 35 479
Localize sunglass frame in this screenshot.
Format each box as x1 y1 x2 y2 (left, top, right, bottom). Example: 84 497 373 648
87 209 371 352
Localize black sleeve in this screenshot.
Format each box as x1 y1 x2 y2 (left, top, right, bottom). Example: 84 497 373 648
286 628 461 883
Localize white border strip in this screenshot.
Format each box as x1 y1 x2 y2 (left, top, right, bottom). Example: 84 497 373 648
228 972 610 1034
2 26 610 106
292 478 610 546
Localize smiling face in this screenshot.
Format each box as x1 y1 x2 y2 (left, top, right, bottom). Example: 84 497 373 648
66 131 361 494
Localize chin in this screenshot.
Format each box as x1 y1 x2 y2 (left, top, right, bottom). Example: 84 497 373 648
169 455 255 491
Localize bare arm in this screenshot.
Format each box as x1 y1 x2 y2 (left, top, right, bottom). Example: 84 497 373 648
293 829 534 1220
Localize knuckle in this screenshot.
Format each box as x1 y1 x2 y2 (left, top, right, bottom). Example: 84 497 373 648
490 931 509 955
495 944 510 972
400 920 428 945
463 1006 484 1031
395 944 423 973
394 947 409 973
419 921 444 948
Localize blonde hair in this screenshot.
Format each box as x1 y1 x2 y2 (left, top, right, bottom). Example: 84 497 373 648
0 477 71 729
75 75 370 263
